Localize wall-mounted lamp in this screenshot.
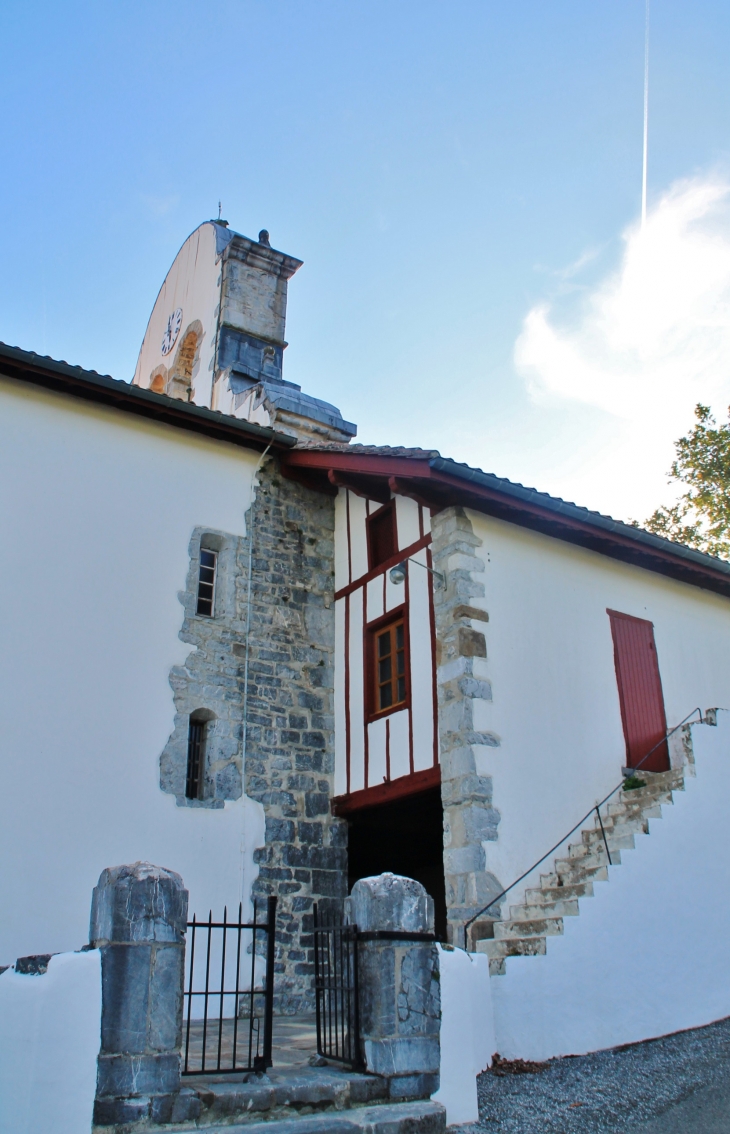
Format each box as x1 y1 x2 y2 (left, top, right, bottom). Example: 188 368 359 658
389 558 445 589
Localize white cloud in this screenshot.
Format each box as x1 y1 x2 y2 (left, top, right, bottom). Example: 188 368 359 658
514 176 730 521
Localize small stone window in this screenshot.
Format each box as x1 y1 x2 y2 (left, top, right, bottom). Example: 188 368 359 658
196 550 217 616
367 610 409 719
185 716 207 800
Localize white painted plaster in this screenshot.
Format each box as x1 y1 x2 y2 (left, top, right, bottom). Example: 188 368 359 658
388 708 411 781
0 949 101 1134
334 489 350 591
491 715 730 1060
367 715 388 786
348 588 366 793
433 945 494 1126
334 598 348 797
133 222 219 406
407 551 436 772
348 494 369 582
467 509 730 911
367 575 384 621
395 495 420 550
0 379 266 964
422 507 431 535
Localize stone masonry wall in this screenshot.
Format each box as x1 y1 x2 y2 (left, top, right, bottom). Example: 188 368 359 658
431 506 503 947
159 456 346 1012
244 460 347 1013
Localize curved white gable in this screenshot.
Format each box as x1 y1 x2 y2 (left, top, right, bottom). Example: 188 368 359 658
133 222 221 408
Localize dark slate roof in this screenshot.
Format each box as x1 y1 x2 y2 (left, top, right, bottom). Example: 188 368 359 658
0 342 296 452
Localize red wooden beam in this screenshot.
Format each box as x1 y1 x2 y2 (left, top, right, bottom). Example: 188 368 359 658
332 764 441 815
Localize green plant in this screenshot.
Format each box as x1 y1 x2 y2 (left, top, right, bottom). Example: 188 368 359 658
622 775 647 791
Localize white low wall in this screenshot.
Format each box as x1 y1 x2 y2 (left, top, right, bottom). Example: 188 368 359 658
0 949 101 1134
491 714 730 1062
433 945 494 1126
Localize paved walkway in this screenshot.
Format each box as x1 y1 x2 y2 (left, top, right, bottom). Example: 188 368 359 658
183 1014 319 1075
455 1016 730 1133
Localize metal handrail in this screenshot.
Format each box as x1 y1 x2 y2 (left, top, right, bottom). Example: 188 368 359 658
463 707 706 950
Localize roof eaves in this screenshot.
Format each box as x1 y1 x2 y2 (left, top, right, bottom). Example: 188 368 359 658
431 456 730 583
0 342 296 452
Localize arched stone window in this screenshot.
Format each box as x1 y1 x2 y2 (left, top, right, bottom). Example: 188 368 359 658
166 321 203 401
149 368 167 394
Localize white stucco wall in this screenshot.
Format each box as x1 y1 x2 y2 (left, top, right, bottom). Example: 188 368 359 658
491 714 730 1060
0 950 101 1134
467 509 730 909
433 945 493 1126
0 377 265 965
132 222 220 406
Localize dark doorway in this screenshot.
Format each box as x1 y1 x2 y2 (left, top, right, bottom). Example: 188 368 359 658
346 787 447 941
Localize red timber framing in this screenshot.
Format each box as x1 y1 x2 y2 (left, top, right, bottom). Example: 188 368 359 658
332 765 441 816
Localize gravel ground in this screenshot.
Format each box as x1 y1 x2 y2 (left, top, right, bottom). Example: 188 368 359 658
453 1016 730 1133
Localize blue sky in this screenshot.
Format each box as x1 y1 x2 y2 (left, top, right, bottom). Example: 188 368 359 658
2 1 730 520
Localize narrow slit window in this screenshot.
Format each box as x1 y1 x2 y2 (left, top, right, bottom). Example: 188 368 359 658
185 718 206 800
373 616 407 715
196 549 217 616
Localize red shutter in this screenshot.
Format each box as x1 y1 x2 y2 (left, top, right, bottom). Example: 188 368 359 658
607 610 669 772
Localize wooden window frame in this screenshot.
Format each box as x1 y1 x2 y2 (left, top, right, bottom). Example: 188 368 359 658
365 605 411 723
366 501 398 572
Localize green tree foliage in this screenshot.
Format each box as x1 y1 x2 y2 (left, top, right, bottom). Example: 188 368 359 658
644 404 730 560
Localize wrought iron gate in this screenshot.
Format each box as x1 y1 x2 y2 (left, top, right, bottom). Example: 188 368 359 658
312 903 363 1070
182 896 277 1075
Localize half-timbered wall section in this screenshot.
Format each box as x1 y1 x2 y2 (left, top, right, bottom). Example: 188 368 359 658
333 490 438 804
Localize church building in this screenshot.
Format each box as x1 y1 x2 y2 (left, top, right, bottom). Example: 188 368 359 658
3 219 730 1059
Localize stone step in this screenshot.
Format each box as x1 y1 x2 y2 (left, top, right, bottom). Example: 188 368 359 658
477 936 547 960
582 817 648 842
541 863 609 887
509 898 580 921
525 880 594 904
607 800 663 821
139 1068 393 1132
160 1099 446 1133
569 832 634 857
494 916 563 940
554 849 621 876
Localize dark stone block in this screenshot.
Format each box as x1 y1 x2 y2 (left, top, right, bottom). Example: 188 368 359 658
93 1095 150 1125
288 714 308 729
100 944 151 1053
90 863 188 946
298 821 323 846
389 1072 440 1100
96 1053 180 1097
266 818 296 843
312 869 348 898
305 792 330 817
148 944 184 1051
303 731 326 749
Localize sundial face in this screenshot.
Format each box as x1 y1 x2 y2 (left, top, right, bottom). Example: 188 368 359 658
161 308 183 356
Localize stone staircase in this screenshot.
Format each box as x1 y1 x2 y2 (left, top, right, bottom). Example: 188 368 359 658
478 768 685 976
135 1068 445 1133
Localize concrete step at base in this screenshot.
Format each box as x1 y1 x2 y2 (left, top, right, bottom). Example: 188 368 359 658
162 1100 446 1134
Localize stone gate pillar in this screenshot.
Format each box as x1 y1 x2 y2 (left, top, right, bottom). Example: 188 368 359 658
90 862 192 1127
347 873 441 1100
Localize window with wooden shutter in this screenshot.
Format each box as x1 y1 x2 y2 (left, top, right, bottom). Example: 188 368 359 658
607 609 669 772
366 502 397 570
367 610 409 719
